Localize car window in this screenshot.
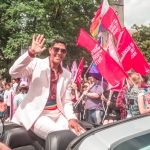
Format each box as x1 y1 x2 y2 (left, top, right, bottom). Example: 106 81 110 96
113 133 150 150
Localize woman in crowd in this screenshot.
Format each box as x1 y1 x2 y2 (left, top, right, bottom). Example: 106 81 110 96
126 73 150 116
13 81 29 111
71 83 81 120
4 83 14 120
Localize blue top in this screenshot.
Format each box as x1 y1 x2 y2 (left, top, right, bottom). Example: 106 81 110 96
14 93 27 107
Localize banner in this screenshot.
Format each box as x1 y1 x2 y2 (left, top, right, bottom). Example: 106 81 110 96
76 28 127 86
107 35 120 64
101 6 123 41
74 57 84 88
71 61 78 80
117 27 150 75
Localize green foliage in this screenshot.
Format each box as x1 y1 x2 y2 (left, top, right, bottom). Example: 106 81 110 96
0 0 109 79
132 24 150 62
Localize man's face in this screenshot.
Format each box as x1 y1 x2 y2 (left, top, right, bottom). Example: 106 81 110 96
49 43 67 65
91 76 97 82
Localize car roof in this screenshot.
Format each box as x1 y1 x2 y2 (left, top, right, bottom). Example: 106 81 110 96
67 114 150 150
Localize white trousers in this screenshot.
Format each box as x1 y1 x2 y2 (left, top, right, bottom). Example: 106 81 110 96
31 109 69 139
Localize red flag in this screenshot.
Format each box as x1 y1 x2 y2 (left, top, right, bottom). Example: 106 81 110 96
108 81 124 91
107 35 120 64
117 27 150 75
101 6 122 41
76 28 127 86
107 35 124 91
74 57 84 88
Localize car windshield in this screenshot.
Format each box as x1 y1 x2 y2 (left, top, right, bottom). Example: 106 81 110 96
113 132 150 150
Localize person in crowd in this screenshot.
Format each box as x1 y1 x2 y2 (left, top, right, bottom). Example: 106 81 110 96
83 75 105 124
11 78 20 95
101 84 127 125
87 76 93 85
71 83 81 120
3 83 14 120
81 82 90 121
9 34 85 140
13 81 29 111
0 86 5 100
141 75 149 88
126 72 150 117
0 97 6 121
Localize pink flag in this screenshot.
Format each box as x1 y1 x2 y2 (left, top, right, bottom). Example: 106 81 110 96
101 6 122 41
107 35 123 90
71 61 78 80
108 81 124 91
107 35 120 64
117 27 150 75
74 57 84 88
66 65 71 72
76 28 127 86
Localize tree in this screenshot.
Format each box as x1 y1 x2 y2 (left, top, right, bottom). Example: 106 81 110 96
131 24 150 62
0 0 114 80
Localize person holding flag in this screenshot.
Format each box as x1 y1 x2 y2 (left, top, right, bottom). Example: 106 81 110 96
83 64 108 125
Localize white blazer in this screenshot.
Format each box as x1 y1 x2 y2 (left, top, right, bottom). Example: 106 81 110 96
9 51 76 130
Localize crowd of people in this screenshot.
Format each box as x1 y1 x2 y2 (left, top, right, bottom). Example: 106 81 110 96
0 34 150 142
0 77 29 121
1 70 149 126
70 71 150 126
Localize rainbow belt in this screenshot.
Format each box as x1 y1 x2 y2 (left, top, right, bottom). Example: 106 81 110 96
44 100 57 110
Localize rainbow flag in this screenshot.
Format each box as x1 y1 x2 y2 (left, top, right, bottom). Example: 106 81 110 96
90 0 109 42
90 5 102 39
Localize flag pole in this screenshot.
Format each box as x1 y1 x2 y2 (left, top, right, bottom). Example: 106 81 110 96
102 90 113 123
84 61 93 76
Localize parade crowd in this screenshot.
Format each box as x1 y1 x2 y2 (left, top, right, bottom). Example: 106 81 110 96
0 34 150 143
0 69 150 126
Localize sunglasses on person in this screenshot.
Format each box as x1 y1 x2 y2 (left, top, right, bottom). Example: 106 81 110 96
52 47 67 54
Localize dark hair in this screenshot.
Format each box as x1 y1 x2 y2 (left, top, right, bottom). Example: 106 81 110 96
50 39 67 48
142 75 149 83
18 86 29 94
5 83 11 87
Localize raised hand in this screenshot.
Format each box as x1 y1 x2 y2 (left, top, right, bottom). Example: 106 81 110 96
29 34 46 55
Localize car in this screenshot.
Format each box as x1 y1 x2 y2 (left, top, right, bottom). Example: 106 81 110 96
1 114 150 150
66 114 150 150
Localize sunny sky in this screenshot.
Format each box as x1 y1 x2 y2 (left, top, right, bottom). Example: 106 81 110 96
124 0 150 29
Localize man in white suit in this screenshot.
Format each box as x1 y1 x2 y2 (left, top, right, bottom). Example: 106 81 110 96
9 34 85 139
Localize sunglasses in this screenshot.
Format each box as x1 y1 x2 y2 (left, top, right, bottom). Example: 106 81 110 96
52 47 67 54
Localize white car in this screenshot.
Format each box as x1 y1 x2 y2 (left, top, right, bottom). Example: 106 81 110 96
67 114 150 150
1 114 150 150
